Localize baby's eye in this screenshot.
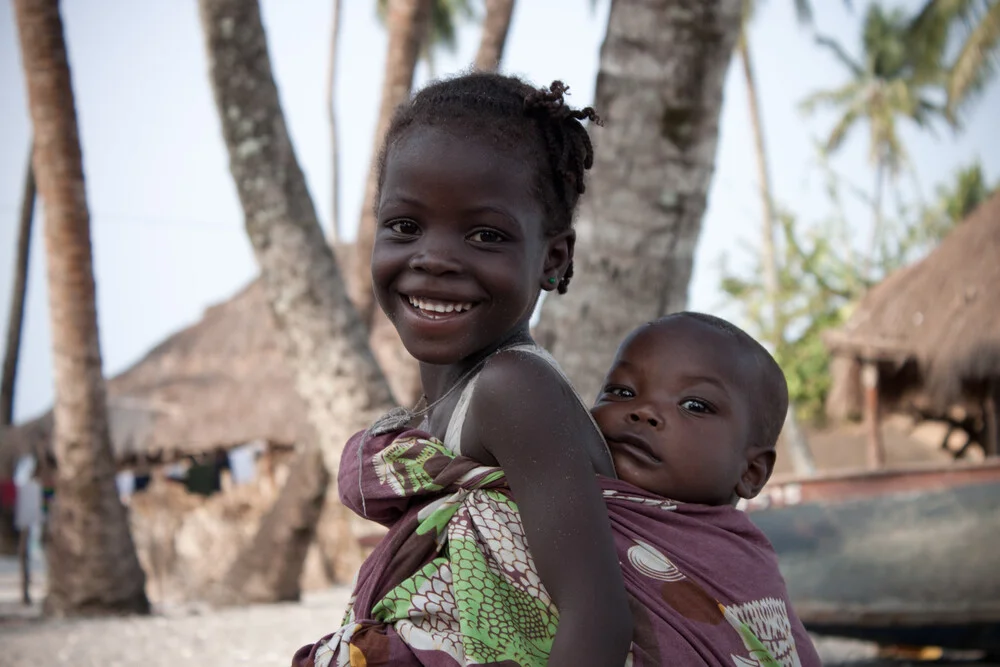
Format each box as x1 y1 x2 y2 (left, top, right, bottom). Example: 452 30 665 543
680 398 712 414
604 386 635 399
468 229 506 244
387 219 420 235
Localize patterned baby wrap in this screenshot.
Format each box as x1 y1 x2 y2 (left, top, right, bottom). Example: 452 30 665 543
291 430 820 667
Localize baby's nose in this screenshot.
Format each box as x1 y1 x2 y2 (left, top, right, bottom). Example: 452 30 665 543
628 407 662 428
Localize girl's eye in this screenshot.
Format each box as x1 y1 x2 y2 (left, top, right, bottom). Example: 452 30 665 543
680 398 712 414
468 229 506 244
388 219 420 235
604 386 635 399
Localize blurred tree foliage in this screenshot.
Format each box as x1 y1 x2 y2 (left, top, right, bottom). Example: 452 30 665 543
726 0 999 425
721 160 997 423
907 0 1000 123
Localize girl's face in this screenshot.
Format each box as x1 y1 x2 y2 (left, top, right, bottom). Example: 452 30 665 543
372 125 570 366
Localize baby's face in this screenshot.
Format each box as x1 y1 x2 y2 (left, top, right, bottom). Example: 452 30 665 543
591 319 754 505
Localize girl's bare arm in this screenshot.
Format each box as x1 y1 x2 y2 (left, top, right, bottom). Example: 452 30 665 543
469 352 632 666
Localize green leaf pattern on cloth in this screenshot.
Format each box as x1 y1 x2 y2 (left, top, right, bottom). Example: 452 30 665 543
370 435 559 666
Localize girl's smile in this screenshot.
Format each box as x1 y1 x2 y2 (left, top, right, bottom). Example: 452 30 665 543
396 294 480 340
404 295 477 317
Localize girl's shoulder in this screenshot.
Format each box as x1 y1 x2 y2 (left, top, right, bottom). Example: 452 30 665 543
476 344 579 406
469 345 614 472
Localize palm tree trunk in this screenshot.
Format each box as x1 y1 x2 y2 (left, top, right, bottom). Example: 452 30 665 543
739 35 815 475
866 157 885 280
199 0 395 603
347 0 431 323
738 38 779 338
326 0 342 244
474 0 516 71
535 0 743 399
214 447 329 604
346 0 431 407
1 147 35 427
13 0 149 616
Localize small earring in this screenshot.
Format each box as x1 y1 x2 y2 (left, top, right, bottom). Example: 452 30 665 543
548 277 558 285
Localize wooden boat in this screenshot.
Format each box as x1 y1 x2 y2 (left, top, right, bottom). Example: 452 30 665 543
745 459 1000 652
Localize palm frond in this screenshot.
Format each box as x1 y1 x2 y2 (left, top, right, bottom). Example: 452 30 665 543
374 0 476 61
800 81 862 114
881 124 909 175
814 33 864 76
792 0 813 26
862 4 911 78
947 0 1000 116
824 104 861 153
906 0 967 81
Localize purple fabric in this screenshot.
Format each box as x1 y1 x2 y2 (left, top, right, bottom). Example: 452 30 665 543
293 429 821 666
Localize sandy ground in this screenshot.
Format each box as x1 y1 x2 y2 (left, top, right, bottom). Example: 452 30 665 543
0 555 352 666
1 557 992 666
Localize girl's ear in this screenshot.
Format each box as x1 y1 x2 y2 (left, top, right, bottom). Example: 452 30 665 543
735 448 775 500
541 230 575 291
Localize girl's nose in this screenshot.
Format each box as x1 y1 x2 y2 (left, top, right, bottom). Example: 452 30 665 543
408 247 461 275
627 406 662 429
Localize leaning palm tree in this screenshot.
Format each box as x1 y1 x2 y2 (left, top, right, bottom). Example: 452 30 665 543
474 0 516 71
349 0 472 323
199 0 396 603
1 148 34 427
802 3 943 278
0 148 35 574
737 0 824 474
347 0 432 324
345 0 432 407
908 0 1000 122
13 0 149 615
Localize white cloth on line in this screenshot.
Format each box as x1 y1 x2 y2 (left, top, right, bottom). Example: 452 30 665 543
227 444 257 485
116 470 136 500
14 479 43 529
13 455 36 487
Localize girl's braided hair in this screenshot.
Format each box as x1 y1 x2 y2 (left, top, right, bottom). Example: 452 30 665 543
375 72 601 294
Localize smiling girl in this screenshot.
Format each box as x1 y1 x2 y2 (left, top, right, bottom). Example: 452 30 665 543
348 72 629 666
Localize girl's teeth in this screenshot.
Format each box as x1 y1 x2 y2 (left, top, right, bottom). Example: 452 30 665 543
407 296 473 314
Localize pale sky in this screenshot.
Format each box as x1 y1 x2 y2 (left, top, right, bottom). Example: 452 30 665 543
1 0 998 423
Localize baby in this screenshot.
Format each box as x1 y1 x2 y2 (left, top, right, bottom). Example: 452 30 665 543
595 311 786 508
296 312 819 666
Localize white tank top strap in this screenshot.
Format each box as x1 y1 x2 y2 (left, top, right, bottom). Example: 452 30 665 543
442 343 605 455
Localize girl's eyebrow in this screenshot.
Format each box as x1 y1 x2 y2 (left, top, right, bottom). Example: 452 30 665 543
379 194 425 209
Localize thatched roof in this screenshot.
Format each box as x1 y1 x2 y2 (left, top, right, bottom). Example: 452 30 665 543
0 280 312 475
825 191 1000 407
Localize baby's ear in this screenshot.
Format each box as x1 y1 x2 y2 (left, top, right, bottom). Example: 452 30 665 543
735 448 775 500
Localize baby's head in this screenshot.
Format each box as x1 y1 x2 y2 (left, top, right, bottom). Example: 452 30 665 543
592 312 788 506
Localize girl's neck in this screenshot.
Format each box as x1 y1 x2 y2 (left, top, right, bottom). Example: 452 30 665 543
419 327 534 405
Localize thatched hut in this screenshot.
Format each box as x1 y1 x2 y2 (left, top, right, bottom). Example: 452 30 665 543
824 191 1000 466
0 281 324 598
0 280 311 478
